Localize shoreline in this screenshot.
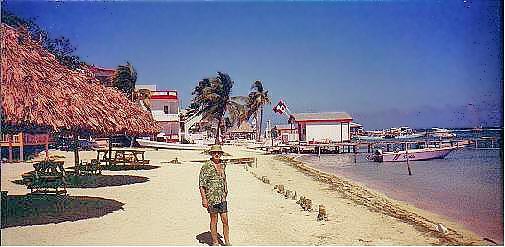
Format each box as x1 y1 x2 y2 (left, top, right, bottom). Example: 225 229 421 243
1 146 490 245
269 154 486 245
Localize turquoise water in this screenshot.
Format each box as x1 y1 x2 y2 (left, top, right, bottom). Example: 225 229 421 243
298 130 503 243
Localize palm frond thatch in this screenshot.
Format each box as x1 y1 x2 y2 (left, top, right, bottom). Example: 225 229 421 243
1 24 160 136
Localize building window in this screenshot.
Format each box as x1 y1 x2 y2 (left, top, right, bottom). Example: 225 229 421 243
164 105 169 114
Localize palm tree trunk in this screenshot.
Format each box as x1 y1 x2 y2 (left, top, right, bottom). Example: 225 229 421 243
259 106 264 142
255 111 260 142
215 117 222 144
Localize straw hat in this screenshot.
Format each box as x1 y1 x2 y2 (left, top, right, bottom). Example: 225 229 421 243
209 145 224 154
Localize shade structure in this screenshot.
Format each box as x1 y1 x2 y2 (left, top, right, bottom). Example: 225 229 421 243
1 24 160 136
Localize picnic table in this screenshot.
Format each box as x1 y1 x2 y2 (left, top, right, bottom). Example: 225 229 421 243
96 149 149 166
21 160 67 195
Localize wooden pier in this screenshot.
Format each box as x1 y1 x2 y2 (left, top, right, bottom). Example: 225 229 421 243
264 137 501 155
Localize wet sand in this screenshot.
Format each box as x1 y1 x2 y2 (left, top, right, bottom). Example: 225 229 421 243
0 145 486 245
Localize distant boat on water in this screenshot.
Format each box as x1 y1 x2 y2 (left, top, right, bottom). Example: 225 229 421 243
431 128 456 138
355 135 385 141
136 139 208 150
355 126 424 140
371 146 456 162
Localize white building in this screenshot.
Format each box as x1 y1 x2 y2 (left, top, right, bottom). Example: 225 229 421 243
292 112 353 143
274 124 298 143
136 85 180 142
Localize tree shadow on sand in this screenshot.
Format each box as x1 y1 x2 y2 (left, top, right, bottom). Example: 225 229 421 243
1 194 124 228
12 174 149 188
196 231 224 246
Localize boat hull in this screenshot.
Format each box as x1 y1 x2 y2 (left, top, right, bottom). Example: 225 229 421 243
395 133 425 139
136 139 208 150
378 147 455 162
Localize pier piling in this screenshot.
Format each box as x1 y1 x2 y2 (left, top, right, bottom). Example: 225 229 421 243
406 143 412 176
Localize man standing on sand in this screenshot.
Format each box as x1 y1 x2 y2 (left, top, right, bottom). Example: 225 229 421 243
199 145 230 246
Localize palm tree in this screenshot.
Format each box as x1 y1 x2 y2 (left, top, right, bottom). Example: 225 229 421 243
247 80 271 142
113 61 137 100
133 88 152 112
190 72 246 144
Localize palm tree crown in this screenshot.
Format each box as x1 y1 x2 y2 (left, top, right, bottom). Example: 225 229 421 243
247 80 271 142
190 72 245 144
113 61 137 100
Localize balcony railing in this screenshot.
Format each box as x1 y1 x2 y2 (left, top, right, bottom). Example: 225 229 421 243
0 133 54 146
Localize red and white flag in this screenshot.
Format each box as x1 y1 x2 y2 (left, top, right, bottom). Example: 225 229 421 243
273 100 290 115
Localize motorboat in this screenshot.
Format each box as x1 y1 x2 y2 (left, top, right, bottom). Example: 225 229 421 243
355 135 385 141
384 127 424 139
370 146 456 162
395 133 425 139
431 128 456 138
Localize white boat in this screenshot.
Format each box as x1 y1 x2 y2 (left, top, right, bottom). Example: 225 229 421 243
136 139 208 150
371 146 456 162
431 128 456 138
355 135 384 141
395 133 425 139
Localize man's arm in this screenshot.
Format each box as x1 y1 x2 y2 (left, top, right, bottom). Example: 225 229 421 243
200 186 208 208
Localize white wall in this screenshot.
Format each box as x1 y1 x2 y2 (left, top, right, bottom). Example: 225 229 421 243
305 122 350 142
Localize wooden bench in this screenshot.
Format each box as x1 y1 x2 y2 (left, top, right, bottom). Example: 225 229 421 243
22 160 67 195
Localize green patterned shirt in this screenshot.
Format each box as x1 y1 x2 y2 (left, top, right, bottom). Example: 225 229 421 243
199 160 227 206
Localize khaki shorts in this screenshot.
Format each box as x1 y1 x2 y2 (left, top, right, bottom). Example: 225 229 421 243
207 201 228 214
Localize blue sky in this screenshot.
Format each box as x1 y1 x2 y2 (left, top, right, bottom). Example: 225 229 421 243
4 0 503 129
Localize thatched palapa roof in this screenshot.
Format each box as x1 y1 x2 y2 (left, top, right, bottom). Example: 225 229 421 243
1 24 160 135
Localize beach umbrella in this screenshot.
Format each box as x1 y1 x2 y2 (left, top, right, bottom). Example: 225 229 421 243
1 24 160 163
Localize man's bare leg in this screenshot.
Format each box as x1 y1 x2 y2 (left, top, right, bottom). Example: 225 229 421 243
220 212 230 245
210 213 219 245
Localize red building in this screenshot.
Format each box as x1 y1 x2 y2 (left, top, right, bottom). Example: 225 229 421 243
88 66 116 87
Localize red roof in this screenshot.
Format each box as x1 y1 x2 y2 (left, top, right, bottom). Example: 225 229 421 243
292 112 352 123
150 90 178 100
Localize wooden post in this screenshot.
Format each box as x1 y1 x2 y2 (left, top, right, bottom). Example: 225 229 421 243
45 134 49 160
318 145 321 159
406 143 412 176
8 135 13 163
74 134 79 166
108 137 113 166
271 129 274 147
19 132 24 162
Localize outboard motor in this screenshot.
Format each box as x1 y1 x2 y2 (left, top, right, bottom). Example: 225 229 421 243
373 149 384 162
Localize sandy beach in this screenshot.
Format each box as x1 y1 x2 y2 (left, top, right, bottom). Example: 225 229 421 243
1 145 486 245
